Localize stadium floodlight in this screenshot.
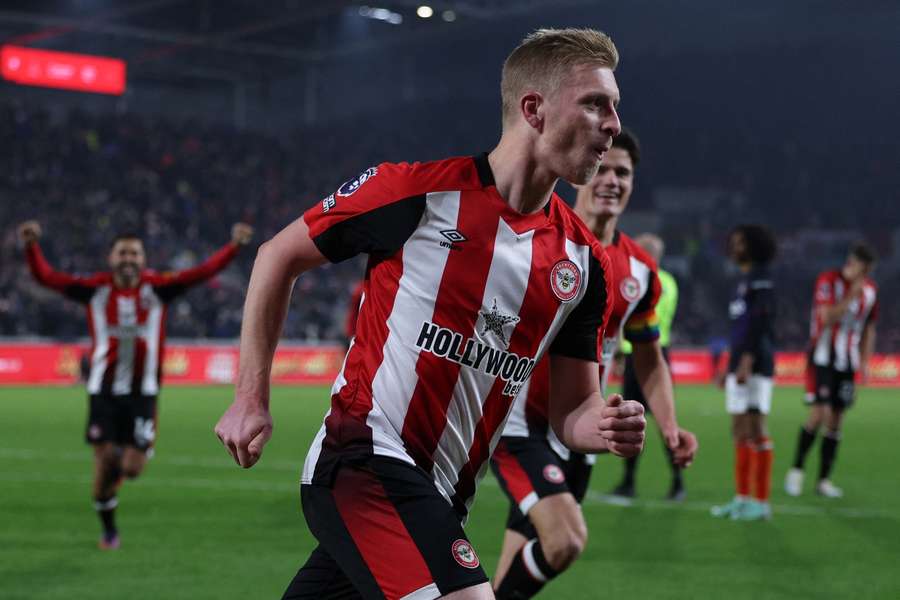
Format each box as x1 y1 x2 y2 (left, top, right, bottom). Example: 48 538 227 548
417 5 434 18
358 6 404 25
442 10 457 22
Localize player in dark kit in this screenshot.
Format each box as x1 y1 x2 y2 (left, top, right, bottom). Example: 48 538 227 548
18 220 253 549
785 242 878 498
215 29 648 600
711 224 777 521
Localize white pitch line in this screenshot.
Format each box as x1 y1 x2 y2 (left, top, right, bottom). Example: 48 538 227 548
0 446 299 472
581 490 894 519
0 447 894 520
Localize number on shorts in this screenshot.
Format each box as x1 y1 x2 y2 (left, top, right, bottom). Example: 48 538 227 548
134 417 156 446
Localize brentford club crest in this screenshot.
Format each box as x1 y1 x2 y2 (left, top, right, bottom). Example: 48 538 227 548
620 276 641 302
452 539 480 569
550 260 581 302
543 464 565 484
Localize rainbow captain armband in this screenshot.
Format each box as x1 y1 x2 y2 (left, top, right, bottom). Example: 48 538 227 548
623 311 661 344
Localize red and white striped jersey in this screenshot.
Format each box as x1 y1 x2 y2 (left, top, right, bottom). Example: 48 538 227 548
809 270 878 372
300 155 613 517
26 242 239 396
503 231 661 455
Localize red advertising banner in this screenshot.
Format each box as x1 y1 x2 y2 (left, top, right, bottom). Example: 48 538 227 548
0 343 898 388
0 343 344 386
1 45 126 95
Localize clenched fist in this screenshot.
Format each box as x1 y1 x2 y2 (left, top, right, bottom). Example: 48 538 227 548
231 222 254 246
17 221 42 245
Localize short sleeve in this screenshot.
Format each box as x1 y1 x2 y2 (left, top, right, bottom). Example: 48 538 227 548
624 266 662 344
549 245 612 362
303 163 427 263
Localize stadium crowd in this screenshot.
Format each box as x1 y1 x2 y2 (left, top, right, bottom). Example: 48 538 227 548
1 100 897 351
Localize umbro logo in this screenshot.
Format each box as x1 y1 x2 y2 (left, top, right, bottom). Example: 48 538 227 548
439 229 467 251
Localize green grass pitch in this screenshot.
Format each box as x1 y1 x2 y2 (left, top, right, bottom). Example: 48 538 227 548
1 383 898 599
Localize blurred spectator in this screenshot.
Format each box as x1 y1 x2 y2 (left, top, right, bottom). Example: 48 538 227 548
1 100 896 350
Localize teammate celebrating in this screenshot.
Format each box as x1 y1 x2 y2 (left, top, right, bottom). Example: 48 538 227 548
711 225 777 521
613 233 684 500
18 220 253 549
215 29 648 600
489 130 697 599
785 242 878 498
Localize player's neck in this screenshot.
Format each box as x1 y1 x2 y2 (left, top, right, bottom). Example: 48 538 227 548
593 215 618 246
487 138 558 215
113 274 140 289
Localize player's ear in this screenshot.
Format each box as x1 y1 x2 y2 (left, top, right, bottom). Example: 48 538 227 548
520 91 544 132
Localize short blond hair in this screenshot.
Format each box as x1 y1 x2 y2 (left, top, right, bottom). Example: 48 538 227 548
501 28 619 128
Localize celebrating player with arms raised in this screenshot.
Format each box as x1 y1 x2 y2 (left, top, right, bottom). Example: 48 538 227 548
18 220 253 549
215 28 647 600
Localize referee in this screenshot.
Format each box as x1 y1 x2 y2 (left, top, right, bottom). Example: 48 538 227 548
611 233 684 500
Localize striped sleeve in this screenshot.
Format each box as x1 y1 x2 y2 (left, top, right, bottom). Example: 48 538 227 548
624 266 662 344
302 162 430 263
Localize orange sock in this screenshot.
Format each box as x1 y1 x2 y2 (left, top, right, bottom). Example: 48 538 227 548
735 441 754 497
753 437 774 502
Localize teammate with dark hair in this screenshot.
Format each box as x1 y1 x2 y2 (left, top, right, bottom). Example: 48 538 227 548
786 242 878 498
489 128 697 599
711 224 778 521
18 219 253 549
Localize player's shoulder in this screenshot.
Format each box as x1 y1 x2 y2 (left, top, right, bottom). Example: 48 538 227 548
364 155 486 196
139 270 174 286
816 270 840 284
548 198 610 273
749 265 774 289
865 276 878 291
615 231 659 271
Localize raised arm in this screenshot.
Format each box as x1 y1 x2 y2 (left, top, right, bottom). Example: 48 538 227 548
214 217 326 468
153 223 253 297
18 220 100 301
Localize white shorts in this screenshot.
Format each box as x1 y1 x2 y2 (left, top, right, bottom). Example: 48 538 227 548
725 374 773 415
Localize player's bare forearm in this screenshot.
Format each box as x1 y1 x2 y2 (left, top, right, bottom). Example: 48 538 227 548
216 217 327 468
632 341 678 437
233 243 297 407
860 323 876 382
549 354 646 457
819 285 859 326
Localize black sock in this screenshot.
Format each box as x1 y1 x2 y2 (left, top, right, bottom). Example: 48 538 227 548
94 496 118 537
819 431 841 481
495 540 560 600
793 426 817 469
662 444 683 488
622 455 638 487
